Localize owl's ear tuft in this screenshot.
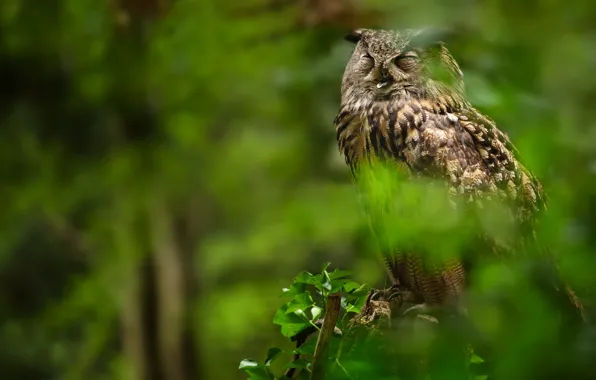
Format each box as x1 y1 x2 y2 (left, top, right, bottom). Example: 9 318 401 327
344 29 364 43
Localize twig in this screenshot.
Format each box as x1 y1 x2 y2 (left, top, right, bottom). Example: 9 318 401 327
285 319 342 378
310 293 341 380
285 331 309 379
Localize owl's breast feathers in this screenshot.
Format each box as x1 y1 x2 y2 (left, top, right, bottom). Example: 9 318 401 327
334 95 544 220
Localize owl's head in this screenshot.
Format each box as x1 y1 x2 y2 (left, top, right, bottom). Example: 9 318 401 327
340 28 465 106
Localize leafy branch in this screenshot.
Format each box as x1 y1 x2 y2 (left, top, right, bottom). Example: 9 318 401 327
238 262 368 379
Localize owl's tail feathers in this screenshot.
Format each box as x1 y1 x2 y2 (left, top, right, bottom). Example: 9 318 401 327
531 257 588 327
556 283 588 329
564 285 587 322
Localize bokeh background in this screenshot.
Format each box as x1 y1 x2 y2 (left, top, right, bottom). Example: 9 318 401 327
2 0 596 379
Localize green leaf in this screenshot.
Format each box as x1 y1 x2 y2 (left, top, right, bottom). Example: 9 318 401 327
294 271 315 284
265 347 284 366
345 303 362 314
320 280 332 292
328 269 352 280
340 295 349 309
244 366 274 380
294 309 307 318
342 281 363 293
239 360 274 379
266 348 283 362
239 359 260 369
345 284 369 299
285 358 310 370
310 273 325 286
321 262 331 272
286 293 314 314
311 306 322 321
295 272 326 292
273 304 311 338
343 293 367 314
330 279 348 293
280 283 306 297
293 340 317 355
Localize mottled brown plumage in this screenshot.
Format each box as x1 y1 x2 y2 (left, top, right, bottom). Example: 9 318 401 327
334 28 584 320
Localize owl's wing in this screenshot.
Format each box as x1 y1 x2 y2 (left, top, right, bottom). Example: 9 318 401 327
457 108 546 219
458 110 586 321
397 109 513 264
401 108 585 322
398 106 544 233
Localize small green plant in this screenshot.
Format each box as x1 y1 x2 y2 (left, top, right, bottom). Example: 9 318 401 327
238 262 368 379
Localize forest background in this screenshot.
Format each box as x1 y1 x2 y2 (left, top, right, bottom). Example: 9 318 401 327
2 0 596 379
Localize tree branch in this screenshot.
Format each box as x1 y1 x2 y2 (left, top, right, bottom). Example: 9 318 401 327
310 293 341 380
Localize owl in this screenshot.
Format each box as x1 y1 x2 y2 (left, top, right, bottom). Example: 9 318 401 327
334 28 585 321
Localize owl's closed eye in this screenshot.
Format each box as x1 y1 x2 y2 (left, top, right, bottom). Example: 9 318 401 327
359 53 375 72
394 52 419 71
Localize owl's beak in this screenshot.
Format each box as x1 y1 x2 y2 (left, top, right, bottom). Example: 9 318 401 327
377 69 392 88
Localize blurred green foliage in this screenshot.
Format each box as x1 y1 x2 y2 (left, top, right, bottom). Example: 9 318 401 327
2 0 596 379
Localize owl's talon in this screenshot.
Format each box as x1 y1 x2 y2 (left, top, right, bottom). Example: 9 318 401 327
387 291 402 302
369 286 393 301
369 288 382 301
